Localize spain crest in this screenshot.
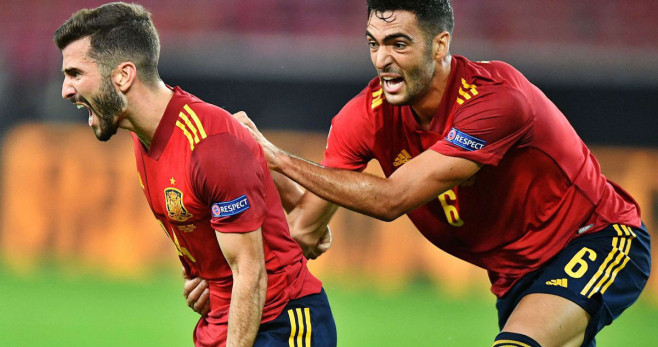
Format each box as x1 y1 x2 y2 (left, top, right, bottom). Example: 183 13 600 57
164 188 193 222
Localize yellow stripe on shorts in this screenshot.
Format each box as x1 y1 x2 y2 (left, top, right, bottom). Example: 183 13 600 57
287 307 312 347
580 224 635 298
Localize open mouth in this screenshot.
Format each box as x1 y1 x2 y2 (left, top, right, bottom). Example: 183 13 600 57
382 76 404 93
76 103 93 126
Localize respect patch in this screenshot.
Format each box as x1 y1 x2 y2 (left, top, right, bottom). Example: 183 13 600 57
446 128 486 151
212 195 250 217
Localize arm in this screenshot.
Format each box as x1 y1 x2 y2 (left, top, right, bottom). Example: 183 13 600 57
271 148 481 221
232 111 480 221
270 170 304 213
216 228 267 347
233 112 339 258
271 164 339 259
287 191 338 259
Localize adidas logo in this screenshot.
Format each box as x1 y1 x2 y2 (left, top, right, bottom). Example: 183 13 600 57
546 278 568 288
393 150 412 167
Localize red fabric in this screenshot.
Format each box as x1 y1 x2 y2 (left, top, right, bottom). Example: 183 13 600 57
322 55 641 297
133 87 321 344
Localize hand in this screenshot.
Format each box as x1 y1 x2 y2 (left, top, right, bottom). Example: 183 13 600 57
308 227 332 259
294 226 333 260
232 111 283 170
182 267 210 316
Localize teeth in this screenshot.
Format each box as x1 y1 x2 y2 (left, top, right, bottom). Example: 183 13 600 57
77 104 84 109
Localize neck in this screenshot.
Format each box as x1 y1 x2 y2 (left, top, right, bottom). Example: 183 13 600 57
119 81 174 149
410 55 452 130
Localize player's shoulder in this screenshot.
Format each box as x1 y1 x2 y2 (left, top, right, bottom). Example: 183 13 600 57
458 56 527 89
456 57 528 100
335 77 384 121
450 58 532 123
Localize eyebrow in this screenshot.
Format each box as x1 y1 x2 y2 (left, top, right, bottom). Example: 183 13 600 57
366 30 414 43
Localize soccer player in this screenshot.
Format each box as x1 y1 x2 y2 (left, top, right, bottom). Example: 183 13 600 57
190 1 652 346
54 3 337 346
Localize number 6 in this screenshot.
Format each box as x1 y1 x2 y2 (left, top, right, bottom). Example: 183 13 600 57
564 247 596 278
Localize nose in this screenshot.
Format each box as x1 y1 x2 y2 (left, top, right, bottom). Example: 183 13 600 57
374 46 393 70
61 77 76 100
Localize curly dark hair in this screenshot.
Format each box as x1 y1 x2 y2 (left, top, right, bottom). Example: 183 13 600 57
366 0 454 39
54 2 161 86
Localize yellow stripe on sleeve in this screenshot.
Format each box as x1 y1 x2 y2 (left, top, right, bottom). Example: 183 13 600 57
178 112 200 143
175 121 195 151
183 105 207 139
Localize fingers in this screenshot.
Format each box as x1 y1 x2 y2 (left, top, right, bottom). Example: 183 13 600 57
183 277 210 315
194 287 210 315
232 111 257 131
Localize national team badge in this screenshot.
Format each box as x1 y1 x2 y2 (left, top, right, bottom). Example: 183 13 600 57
164 188 194 222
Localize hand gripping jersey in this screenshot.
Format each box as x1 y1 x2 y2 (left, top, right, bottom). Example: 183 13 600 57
133 87 321 326
322 55 641 297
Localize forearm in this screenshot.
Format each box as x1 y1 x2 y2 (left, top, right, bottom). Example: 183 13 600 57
288 192 337 243
270 170 304 213
226 269 267 347
275 151 404 221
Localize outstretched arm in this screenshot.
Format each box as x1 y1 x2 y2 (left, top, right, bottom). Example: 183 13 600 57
234 111 481 221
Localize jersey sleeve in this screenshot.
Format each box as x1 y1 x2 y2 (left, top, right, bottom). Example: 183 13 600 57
321 89 374 171
431 85 533 166
191 133 267 233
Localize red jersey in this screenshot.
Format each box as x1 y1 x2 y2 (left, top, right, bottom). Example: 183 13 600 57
322 55 641 297
133 87 321 326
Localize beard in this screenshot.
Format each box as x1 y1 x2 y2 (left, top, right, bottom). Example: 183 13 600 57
90 77 126 141
382 51 436 106
400 53 436 105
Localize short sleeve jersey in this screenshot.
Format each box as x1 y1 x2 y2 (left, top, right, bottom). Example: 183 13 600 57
133 86 321 324
322 55 641 297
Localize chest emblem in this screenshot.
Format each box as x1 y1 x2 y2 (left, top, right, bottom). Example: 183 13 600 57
164 187 194 222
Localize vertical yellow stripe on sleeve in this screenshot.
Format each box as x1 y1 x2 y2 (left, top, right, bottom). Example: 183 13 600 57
183 105 207 139
175 121 195 151
178 112 200 143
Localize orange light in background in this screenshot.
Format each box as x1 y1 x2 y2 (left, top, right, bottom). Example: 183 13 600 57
1 124 655 302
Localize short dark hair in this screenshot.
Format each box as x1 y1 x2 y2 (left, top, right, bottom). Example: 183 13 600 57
54 2 161 86
366 0 454 38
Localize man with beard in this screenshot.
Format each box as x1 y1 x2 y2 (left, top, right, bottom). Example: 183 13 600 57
188 0 652 346
54 3 337 347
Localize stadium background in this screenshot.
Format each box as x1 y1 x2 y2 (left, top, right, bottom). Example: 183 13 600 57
0 1 656 346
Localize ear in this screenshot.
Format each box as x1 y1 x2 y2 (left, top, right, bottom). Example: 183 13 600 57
432 31 451 61
112 62 137 93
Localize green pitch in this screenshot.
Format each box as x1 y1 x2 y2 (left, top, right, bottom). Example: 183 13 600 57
0 266 655 346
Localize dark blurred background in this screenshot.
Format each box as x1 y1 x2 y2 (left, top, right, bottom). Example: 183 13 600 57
1 0 656 144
